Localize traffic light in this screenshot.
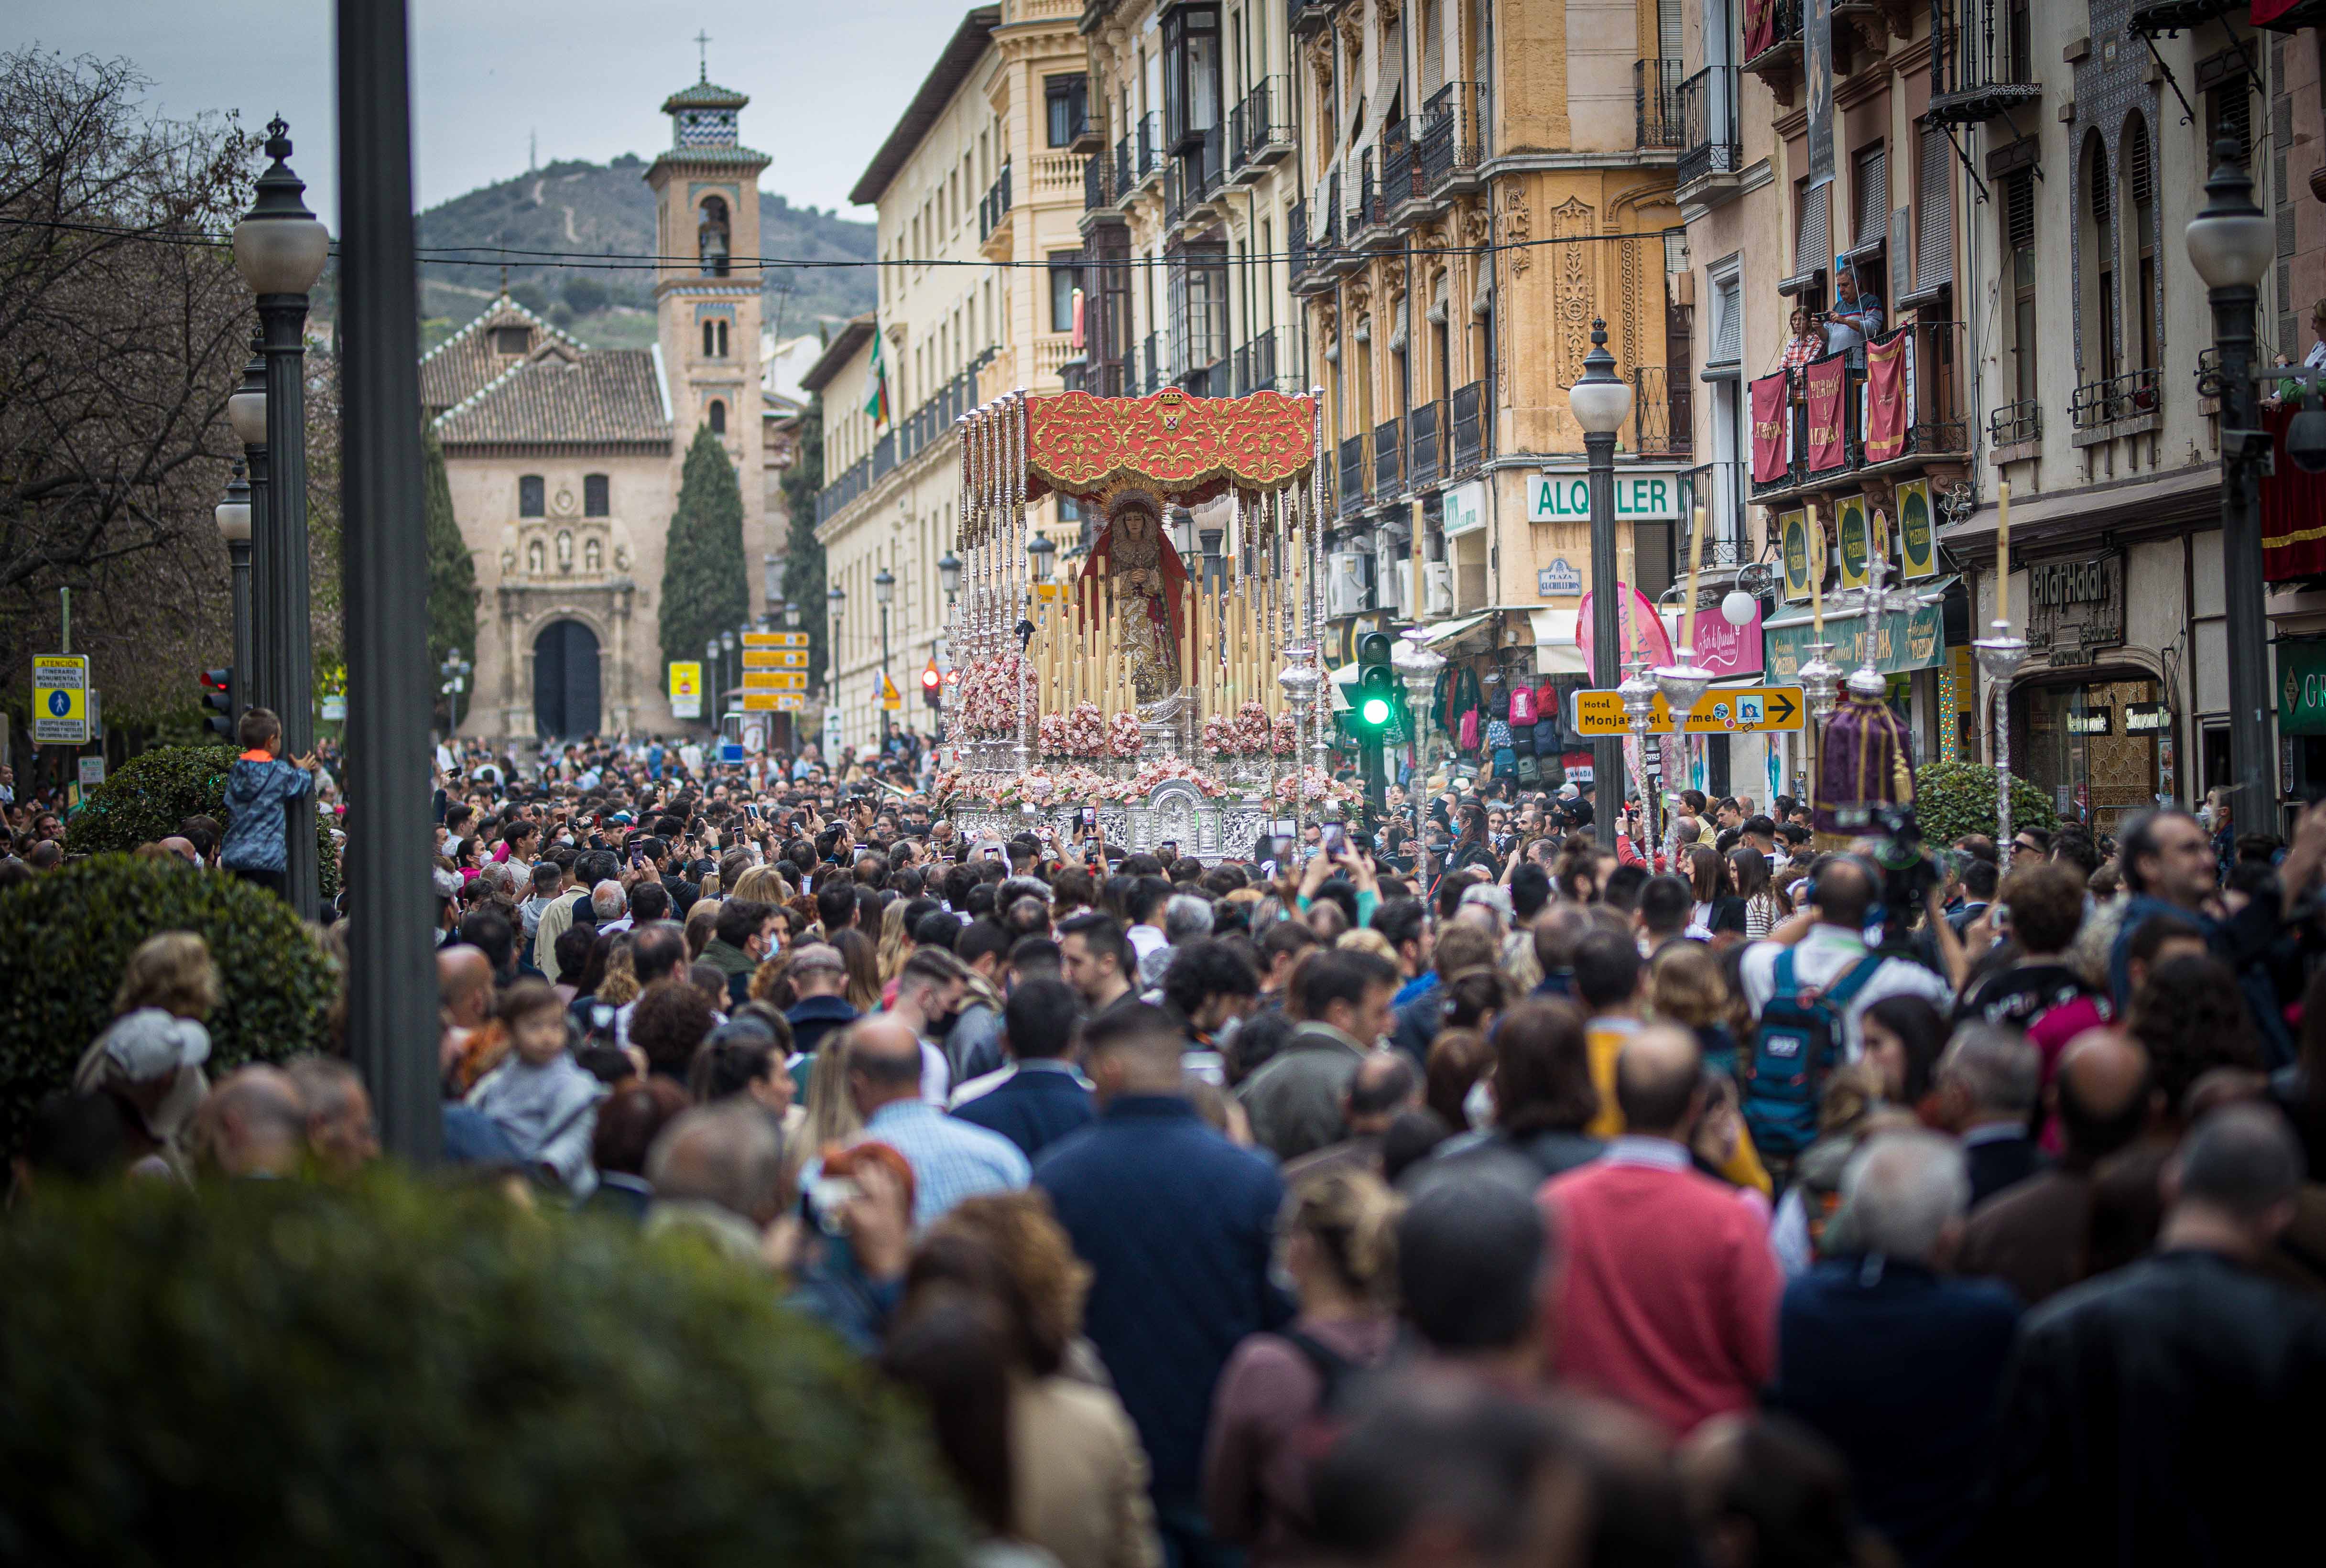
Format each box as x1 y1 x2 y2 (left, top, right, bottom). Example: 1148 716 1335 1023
201 669 234 739
1351 631 1396 735
920 657 943 710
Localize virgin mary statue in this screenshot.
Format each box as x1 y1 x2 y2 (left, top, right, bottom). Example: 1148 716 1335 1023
1081 494 1188 704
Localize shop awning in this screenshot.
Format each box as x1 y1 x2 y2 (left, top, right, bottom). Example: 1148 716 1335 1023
1527 608 1587 675
1422 610 1496 649
1763 575 1957 678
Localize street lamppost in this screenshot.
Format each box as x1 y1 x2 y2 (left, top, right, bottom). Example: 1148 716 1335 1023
705 637 722 731
828 584 847 751
215 464 253 725
1567 319 1634 850
875 565 896 747
2187 136 2278 817
938 550 964 748
783 597 803 631
232 116 330 920
225 333 267 713
439 647 473 733
721 628 738 726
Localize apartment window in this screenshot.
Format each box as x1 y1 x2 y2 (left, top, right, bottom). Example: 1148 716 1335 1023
1852 142 1887 252
2204 77 2251 165
584 474 609 516
1793 178 1832 291
518 475 545 517
1045 75 1087 148
1915 121 1955 294
2004 173 2038 411
2125 114 2158 373
1710 272 1743 369
1049 251 1080 334
1163 3 1222 152
708 399 727 435
1166 243 1229 378
2081 134 2120 387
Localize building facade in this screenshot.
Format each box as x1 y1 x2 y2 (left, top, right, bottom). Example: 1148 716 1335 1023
809 0 1089 753
425 70 776 740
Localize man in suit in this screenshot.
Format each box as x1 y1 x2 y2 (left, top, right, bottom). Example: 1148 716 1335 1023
1935 1023 2050 1206
949 976 1095 1161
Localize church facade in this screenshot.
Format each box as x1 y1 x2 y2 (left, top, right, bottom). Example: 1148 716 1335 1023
423 74 772 740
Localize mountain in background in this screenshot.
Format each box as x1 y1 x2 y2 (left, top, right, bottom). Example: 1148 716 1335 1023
414 155 875 354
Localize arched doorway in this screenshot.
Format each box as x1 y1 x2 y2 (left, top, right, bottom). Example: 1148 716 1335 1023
533 619 602 739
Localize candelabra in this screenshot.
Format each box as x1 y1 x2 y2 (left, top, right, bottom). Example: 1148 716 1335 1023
1973 624 2031 852
1619 654 1661 848
1392 627 1446 839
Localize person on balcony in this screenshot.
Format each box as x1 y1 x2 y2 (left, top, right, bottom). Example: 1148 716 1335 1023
1781 305 1825 376
1826 263 1885 368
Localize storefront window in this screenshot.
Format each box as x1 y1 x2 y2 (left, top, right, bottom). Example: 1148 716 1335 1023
2019 674 2163 834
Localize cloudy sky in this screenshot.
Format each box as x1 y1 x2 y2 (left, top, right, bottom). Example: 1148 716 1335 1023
8 0 979 225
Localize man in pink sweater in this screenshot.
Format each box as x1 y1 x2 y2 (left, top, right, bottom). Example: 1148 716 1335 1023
1539 1023 1781 1437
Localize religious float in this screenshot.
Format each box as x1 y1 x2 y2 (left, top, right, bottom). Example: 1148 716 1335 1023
933 384 1377 859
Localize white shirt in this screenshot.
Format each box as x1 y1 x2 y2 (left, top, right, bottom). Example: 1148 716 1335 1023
1128 923 1169 964
1738 924 1955 1061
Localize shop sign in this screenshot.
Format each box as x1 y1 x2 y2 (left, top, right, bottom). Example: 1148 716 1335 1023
1896 477 1938 580
1835 496 1871 590
2279 638 2326 736
1764 593 1947 679
1536 557 1583 596
1780 508 1823 601
2066 708 2114 736
1443 480 1488 538
2025 552 2125 656
1526 468 1687 522
2124 702 2171 734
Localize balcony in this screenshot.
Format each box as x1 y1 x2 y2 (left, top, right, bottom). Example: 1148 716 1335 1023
1320 172 1365 277
1181 357 1232 398
1373 416 1404 501
1636 59 1685 150
1927 0 2041 128
1680 461 1750 565
1420 83 1486 197
1449 380 1490 476
2128 0 2241 36
811 351 993 522
1227 77 1295 181
1748 323 1969 499
1163 159 1188 232
1990 399 2042 449
1381 117 1427 223
1083 152 1111 212
1743 0 1805 108
1133 112 1165 191
1629 366 1693 459
978 160 1012 246
1289 0 1335 34
1676 67 1741 195
1333 434 1364 519
1232 326 1287 395
1351 149 1381 244
1138 333 1164 395
1408 400 1444 490
2069 366 2161 442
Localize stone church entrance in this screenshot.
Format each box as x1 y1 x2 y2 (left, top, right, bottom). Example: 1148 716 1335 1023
533 620 602 739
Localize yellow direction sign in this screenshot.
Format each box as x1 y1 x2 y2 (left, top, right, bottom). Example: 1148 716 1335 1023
1569 685 1806 736
741 692 806 712
742 630 810 648
880 671 902 712
33 654 89 744
741 648 809 670
741 670 808 692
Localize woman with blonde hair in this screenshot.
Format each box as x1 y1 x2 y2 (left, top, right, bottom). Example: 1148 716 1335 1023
1334 927 1397 964
75 931 223 1180
730 863 787 905
833 927 883 1014
1204 1170 1402 1565
112 930 220 1021
876 897 915 990
788 1035 865 1189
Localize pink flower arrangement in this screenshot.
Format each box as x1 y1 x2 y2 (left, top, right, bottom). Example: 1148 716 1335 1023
1107 711 1144 759
1128 759 1231 800
955 653 1035 739
1064 702 1106 758
1201 713 1238 758
1234 700 1272 756
1038 712 1068 757
1272 767 1353 804
1050 764 1113 802
1271 712 1298 757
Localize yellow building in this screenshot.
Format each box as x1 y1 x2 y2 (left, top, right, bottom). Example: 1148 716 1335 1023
807 0 1088 754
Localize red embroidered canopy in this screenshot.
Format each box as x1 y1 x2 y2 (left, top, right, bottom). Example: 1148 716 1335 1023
1020 387 1317 503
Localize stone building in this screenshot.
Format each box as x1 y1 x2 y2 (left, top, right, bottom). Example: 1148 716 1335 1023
423 69 775 740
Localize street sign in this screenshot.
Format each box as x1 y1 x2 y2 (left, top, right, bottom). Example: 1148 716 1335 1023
1528 468 1688 523
77 756 106 787
742 631 810 648
33 655 88 744
880 671 902 712
822 706 842 758
1569 684 1806 736
741 692 807 712
741 670 808 692
741 648 809 669
668 660 703 719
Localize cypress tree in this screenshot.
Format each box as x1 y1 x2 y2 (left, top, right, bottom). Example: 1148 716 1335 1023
659 424 749 696
421 428 478 673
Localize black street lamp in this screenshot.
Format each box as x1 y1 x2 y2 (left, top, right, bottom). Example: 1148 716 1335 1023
439 647 473 733
783 598 803 631
705 636 722 731
1568 319 1634 850
721 628 738 724
233 116 330 920
215 463 254 722
828 584 847 750
225 331 268 714
336 0 441 1163
2186 137 2278 818
875 566 896 746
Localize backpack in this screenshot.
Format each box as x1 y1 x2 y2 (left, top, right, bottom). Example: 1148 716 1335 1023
1516 751 1543 785
1744 949 1884 1159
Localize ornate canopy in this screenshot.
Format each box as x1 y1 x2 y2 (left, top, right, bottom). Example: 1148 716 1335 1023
1021 387 1316 504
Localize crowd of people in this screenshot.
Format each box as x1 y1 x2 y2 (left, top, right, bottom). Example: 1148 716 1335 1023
11 723 2326 1568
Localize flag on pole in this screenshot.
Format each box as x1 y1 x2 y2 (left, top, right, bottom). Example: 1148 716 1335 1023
864 326 892 428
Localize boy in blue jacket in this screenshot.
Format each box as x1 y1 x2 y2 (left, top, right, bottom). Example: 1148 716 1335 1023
220 706 316 899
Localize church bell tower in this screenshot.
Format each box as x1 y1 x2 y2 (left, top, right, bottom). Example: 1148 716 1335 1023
646 55 771 614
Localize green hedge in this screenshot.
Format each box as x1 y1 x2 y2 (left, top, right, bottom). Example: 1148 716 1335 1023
0 855 335 1155
0 1176 970 1565
1914 759 2061 848
67 742 342 901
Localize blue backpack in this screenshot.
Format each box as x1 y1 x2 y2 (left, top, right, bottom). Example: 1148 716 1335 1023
1744 949 1883 1159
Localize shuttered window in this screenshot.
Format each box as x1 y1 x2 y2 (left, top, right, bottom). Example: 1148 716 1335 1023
2006 173 2035 252
1917 123 1954 292
1795 181 1832 280
1712 275 1743 364
1853 143 1888 247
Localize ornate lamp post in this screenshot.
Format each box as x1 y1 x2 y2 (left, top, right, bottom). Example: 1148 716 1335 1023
875 565 896 748
783 597 803 631
2186 136 2278 818
828 584 847 750
1567 320 1634 849
1392 627 1446 849
226 335 267 711
215 464 253 725
232 117 330 919
438 647 473 734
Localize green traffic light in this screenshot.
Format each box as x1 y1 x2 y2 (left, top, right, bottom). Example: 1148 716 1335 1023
1361 695 1391 726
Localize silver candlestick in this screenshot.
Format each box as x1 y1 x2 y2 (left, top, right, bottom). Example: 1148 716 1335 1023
1973 622 2031 851
1619 654 1661 846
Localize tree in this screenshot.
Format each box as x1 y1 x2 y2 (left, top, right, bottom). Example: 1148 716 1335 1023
781 395 829 689
421 427 478 694
659 424 748 709
0 52 258 728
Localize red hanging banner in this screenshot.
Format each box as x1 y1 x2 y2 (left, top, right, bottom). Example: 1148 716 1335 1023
1750 371 1792 484
1744 0 1777 59
2263 400 2326 581
1803 355 1848 472
1861 330 1909 465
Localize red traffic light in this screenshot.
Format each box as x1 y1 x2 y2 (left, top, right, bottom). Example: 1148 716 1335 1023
920 664 942 692
202 669 231 693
